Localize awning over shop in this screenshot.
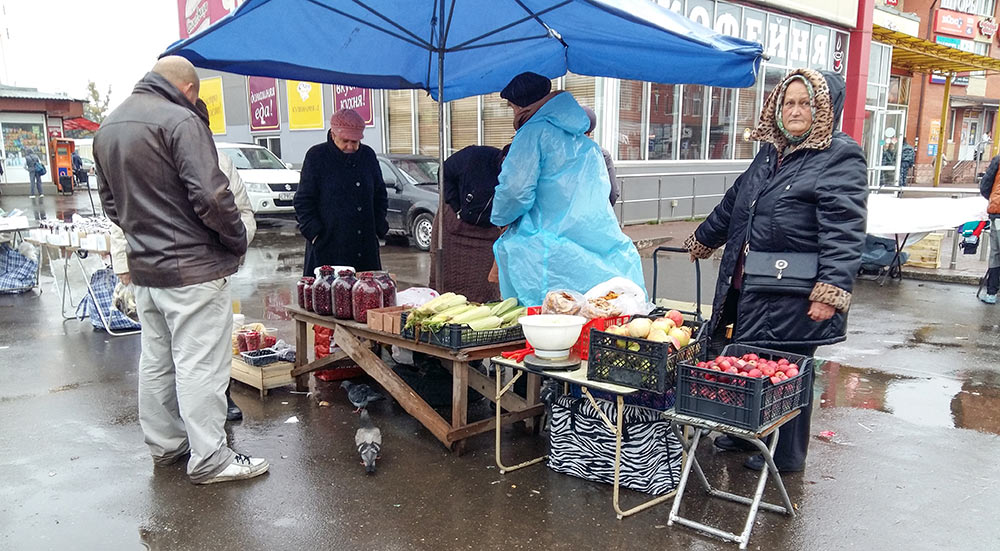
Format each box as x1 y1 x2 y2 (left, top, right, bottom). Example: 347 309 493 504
872 24 1000 74
872 24 1000 185
63 117 100 131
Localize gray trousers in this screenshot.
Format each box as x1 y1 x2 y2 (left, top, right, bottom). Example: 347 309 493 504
134 278 235 482
28 171 43 195
987 216 1000 294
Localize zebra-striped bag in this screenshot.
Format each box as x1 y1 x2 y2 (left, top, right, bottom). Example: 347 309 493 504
548 395 683 495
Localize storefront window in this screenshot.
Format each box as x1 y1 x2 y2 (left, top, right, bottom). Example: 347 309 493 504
735 83 760 160
387 90 413 154
416 92 440 157
449 96 478 153
482 92 514 149
763 66 786 108
618 80 645 161
648 83 677 160
1 120 48 182
709 87 735 159
680 85 705 160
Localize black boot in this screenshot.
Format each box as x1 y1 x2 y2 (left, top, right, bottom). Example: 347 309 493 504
226 384 243 421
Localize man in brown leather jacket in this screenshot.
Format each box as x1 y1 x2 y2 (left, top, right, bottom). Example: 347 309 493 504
95 56 267 484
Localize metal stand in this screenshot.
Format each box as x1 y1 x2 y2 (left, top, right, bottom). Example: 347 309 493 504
664 409 798 550
493 362 679 519
878 232 910 286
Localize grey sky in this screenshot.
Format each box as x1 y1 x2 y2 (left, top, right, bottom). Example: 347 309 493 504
0 0 178 111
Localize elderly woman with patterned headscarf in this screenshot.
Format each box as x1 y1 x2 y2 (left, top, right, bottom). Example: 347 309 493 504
684 69 868 473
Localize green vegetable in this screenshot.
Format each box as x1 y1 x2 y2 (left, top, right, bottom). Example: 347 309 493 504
467 315 503 331
489 297 519 317
499 307 527 327
448 305 492 325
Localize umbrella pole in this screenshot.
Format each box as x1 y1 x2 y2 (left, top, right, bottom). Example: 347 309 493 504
434 4 445 290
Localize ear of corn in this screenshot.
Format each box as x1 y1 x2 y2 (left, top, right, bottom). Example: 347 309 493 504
448 305 492 325
466 315 503 331
499 307 527 327
489 297 519 317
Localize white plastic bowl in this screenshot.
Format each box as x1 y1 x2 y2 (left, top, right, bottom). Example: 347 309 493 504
518 314 587 359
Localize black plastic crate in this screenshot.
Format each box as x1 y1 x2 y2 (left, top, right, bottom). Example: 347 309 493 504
587 319 705 394
399 310 526 350
240 348 279 367
675 344 813 431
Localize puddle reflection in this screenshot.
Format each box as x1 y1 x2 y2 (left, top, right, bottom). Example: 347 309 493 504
818 361 1000 436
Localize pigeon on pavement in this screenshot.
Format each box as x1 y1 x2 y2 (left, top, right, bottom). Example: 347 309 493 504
341 380 384 413
355 409 382 474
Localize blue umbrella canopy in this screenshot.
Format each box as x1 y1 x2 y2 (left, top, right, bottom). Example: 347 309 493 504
163 0 763 101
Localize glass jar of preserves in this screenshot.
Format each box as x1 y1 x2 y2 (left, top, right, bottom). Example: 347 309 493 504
351 271 383 323
373 271 397 307
312 274 334 316
333 269 357 320
297 277 314 310
301 277 316 312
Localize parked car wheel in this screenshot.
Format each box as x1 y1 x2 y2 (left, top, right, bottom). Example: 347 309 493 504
411 212 434 252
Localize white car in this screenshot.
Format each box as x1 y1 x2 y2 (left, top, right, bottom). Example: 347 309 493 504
216 142 299 214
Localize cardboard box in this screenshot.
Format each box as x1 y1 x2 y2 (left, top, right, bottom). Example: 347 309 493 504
366 306 408 333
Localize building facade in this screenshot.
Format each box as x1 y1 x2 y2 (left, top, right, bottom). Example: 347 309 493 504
886 0 1000 184
184 0 883 223
0 85 85 191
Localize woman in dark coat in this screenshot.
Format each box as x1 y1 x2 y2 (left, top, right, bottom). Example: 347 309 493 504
685 69 868 472
429 144 505 303
294 109 389 276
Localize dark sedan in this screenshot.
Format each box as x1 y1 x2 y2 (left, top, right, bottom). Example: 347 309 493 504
377 154 440 251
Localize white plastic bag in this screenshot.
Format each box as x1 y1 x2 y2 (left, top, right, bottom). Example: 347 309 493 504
584 277 648 317
542 289 585 315
396 287 439 307
391 346 415 365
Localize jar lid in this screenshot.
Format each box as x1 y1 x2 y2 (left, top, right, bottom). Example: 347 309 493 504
337 268 356 277
301 276 316 282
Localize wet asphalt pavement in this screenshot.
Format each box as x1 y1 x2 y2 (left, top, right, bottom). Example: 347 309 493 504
1 193 999 550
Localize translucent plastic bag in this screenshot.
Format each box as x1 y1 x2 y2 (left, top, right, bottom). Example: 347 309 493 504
542 289 585 315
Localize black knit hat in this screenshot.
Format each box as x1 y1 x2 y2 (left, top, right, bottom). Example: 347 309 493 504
500 72 551 107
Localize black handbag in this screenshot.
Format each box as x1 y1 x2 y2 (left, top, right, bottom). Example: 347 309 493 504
742 250 817 295
740 180 818 295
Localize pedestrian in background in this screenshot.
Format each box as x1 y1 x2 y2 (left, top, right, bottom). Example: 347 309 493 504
582 105 618 205
899 138 915 186
294 108 388 276
978 153 1000 304
686 69 868 473
430 144 506 303
109 97 257 422
25 149 43 198
95 55 267 484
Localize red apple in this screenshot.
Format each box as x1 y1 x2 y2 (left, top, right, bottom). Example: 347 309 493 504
786 367 799 377
770 376 782 385
748 368 762 378
761 366 775 377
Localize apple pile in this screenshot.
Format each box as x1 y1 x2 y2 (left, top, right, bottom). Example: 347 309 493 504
696 352 800 385
603 310 692 350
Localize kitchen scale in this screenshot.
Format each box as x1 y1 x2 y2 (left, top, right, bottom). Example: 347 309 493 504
523 353 581 372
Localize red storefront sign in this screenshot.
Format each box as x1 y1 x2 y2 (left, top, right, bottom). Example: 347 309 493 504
935 9 976 39
247 76 280 132
177 0 244 39
979 18 998 39
333 86 374 126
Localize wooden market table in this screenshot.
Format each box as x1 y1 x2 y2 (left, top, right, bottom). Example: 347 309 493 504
286 306 543 453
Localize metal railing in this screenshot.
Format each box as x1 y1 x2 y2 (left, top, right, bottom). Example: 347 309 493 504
614 169 744 226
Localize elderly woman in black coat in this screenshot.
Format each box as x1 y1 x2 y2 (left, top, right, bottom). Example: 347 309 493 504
685 69 868 472
295 109 388 276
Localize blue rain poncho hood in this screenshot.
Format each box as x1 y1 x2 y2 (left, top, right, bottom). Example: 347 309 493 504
490 92 646 306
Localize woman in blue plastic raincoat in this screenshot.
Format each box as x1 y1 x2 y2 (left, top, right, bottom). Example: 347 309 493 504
490 72 646 307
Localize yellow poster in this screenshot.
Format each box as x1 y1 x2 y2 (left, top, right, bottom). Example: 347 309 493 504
286 80 325 130
198 77 226 135
929 120 941 145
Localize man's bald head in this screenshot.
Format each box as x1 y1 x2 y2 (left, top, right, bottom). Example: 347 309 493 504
152 56 200 104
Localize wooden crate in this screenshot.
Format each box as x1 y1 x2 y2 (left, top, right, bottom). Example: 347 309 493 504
904 232 945 269
231 356 294 398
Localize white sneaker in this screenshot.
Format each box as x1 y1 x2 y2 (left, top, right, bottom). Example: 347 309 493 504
28 195 35 199
197 453 269 484
38 194 44 197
